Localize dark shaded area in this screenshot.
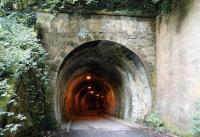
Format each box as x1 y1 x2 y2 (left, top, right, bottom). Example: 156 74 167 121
56 40 152 124
175 0 194 33
44 126 174 137
64 0 156 16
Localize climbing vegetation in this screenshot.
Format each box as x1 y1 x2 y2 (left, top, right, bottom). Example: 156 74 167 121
78 28 89 39
145 111 165 131
145 111 192 137
0 0 175 136
0 0 175 15
157 0 174 13
0 13 48 136
191 99 200 136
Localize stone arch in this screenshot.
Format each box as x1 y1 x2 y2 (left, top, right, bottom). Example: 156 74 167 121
55 40 152 125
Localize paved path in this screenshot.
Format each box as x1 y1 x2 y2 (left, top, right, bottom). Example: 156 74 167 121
70 111 133 131
53 111 169 137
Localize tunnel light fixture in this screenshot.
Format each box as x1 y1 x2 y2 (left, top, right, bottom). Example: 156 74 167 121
88 86 92 89
86 76 91 80
96 94 99 97
101 96 104 98
90 91 94 94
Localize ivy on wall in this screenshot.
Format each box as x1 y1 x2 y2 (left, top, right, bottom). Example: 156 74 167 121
0 0 175 136
157 0 174 13
0 13 48 136
191 99 200 136
0 0 175 16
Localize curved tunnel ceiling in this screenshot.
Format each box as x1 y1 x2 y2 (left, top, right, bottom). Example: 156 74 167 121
56 40 152 124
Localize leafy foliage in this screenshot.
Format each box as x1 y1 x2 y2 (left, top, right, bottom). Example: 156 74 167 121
157 0 174 13
0 0 175 136
78 28 88 39
65 40 78 47
0 0 57 11
0 0 175 15
0 13 48 136
6 12 37 27
145 111 165 131
0 14 45 78
60 0 157 16
191 99 200 136
0 80 9 94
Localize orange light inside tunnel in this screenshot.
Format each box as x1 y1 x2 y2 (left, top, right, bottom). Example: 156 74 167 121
88 86 92 89
63 74 116 119
86 76 91 80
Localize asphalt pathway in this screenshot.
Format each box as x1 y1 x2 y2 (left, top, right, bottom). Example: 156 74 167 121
54 111 168 137
53 112 169 137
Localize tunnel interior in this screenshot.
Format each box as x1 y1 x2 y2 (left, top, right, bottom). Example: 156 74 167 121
56 40 152 124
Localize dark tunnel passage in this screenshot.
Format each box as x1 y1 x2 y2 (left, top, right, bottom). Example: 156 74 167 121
56 40 152 125
67 74 116 114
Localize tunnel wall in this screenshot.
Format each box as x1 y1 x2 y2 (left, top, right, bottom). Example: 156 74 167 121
56 42 152 123
37 13 156 125
156 0 200 131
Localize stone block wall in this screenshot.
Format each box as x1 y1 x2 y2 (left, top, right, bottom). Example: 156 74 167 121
37 13 156 124
37 1 200 133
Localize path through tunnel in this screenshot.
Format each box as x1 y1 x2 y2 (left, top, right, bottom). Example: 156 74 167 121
56 40 152 125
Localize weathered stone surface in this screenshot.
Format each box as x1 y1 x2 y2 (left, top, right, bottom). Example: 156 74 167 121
36 2 200 133
37 13 156 70
56 41 152 124
37 13 156 126
156 0 200 131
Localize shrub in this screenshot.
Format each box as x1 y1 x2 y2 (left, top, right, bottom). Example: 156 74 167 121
0 13 48 136
191 99 200 136
145 111 165 131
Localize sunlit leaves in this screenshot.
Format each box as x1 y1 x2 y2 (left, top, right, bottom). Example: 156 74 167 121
0 13 48 136
191 99 200 136
145 111 164 131
0 15 46 79
152 0 160 3
66 0 79 4
0 80 9 93
3 123 22 133
78 28 88 39
0 111 14 116
16 114 26 121
1 92 11 97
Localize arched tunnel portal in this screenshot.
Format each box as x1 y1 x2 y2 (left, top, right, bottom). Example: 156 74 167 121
56 40 152 125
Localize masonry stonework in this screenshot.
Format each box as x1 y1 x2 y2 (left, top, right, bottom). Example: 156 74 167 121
36 1 200 133
37 13 156 121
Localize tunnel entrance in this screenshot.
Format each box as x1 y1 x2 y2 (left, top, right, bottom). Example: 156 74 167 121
56 40 152 125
